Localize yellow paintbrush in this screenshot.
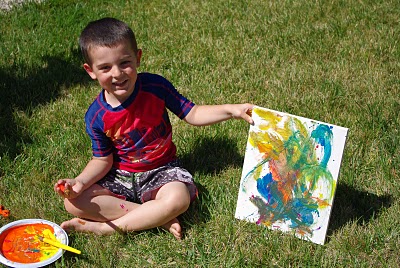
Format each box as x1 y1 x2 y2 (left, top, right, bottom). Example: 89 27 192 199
37 236 81 255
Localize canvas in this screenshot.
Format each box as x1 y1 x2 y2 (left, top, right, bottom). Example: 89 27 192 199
235 106 348 245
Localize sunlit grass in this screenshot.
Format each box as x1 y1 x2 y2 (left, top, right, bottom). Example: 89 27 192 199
0 0 399 267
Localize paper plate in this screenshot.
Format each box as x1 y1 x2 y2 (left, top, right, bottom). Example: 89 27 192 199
0 219 68 268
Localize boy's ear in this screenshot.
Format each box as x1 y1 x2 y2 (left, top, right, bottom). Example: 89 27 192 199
83 63 97 80
136 49 143 67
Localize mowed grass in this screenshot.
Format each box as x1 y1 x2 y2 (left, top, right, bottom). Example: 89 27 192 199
0 0 399 267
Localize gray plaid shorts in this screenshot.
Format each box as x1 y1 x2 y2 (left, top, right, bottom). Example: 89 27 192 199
96 160 197 204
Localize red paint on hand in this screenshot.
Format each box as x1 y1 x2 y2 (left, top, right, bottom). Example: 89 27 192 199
58 184 70 197
59 184 66 192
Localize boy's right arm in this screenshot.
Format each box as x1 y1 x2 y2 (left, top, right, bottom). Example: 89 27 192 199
184 103 254 126
54 154 113 199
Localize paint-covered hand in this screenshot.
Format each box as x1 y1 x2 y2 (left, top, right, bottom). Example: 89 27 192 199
54 179 84 199
230 103 254 125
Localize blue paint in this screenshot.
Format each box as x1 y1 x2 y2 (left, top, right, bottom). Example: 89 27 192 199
311 124 333 167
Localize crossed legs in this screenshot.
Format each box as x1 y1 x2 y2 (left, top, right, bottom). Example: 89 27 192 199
60 181 191 239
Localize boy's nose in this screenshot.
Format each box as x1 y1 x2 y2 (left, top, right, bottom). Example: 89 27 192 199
112 66 123 78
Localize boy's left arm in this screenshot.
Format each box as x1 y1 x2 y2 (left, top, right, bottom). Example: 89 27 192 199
184 103 254 126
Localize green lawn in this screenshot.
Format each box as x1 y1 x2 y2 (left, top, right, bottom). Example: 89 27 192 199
0 0 399 267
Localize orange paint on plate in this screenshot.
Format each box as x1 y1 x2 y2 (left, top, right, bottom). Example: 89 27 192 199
0 224 58 263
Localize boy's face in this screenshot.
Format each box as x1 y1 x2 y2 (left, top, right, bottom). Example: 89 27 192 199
83 40 142 106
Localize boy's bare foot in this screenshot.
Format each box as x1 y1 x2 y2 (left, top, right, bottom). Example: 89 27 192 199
161 217 182 240
60 218 115 235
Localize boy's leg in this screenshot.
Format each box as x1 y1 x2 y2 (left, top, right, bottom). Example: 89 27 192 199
63 184 140 222
61 181 191 239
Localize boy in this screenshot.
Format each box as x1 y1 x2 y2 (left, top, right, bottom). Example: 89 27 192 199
54 17 254 240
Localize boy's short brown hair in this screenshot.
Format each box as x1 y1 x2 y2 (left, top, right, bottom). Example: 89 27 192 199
79 18 139 65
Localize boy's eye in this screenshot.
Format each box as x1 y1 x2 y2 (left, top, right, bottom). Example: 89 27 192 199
100 66 111 70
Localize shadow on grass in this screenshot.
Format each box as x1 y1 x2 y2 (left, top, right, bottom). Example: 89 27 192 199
178 135 244 231
327 183 393 237
0 49 89 159
180 135 244 175
181 181 211 230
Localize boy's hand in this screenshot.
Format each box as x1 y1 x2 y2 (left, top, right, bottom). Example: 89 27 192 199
54 179 84 199
231 103 254 125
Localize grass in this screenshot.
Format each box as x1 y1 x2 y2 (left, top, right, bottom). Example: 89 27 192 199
0 0 399 266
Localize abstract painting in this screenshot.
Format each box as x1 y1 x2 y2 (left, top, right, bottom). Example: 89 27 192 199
235 106 348 245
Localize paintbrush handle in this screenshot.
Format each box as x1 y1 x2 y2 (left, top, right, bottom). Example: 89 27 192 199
42 237 81 254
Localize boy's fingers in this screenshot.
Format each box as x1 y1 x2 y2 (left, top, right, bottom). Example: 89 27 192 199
55 183 71 198
64 188 71 197
246 115 254 125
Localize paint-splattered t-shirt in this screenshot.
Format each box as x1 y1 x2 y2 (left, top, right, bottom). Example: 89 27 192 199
85 72 194 172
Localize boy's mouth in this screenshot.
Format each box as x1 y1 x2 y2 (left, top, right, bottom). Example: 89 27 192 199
113 80 128 88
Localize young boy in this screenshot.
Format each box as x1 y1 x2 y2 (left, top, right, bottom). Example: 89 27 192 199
54 17 254 240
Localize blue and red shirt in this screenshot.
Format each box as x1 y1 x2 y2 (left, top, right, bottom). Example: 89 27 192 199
85 72 194 172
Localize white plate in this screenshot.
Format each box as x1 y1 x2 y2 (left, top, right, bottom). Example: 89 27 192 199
0 219 68 268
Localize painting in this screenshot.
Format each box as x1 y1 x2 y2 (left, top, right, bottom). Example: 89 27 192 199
235 106 348 245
